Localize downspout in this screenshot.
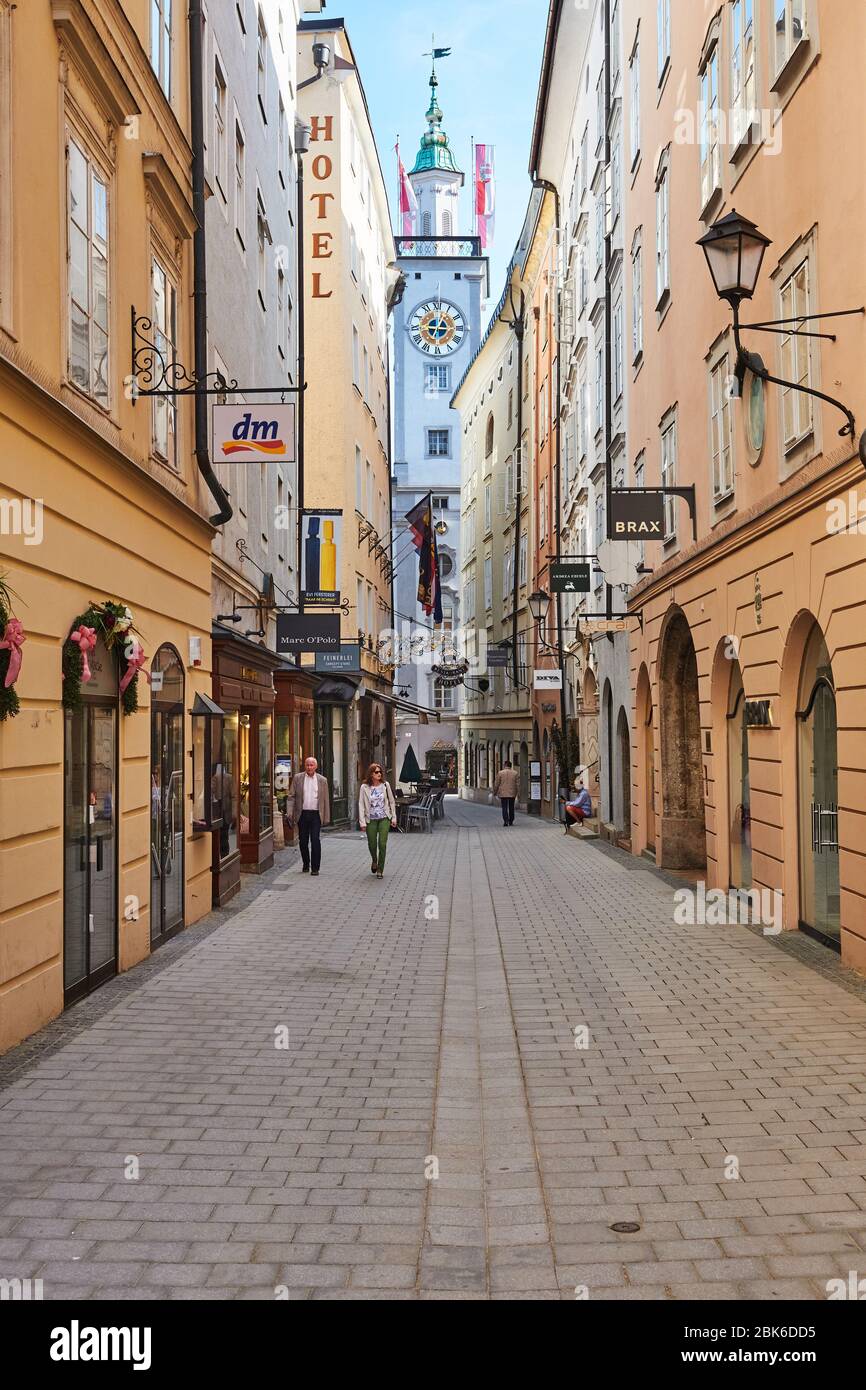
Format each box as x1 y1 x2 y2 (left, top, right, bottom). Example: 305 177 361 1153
188 0 232 527
533 178 568 797
603 0 614 820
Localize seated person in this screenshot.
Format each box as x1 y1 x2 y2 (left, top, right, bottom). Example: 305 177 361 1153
565 784 593 829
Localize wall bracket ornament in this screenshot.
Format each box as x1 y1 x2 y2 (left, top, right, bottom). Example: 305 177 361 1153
130 311 302 400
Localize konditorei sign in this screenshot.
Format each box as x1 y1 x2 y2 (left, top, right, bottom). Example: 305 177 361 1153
609 489 665 538
277 614 341 655
213 404 296 465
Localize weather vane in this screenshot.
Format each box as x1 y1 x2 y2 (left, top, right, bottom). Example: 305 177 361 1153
424 37 452 66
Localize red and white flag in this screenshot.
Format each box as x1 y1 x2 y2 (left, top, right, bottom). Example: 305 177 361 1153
475 144 496 249
396 142 417 237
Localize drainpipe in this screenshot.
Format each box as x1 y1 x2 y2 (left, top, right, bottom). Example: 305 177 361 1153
189 0 233 527
603 0 614 821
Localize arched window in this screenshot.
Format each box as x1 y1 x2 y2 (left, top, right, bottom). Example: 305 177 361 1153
485 413 495 458
443 210 452 235
421 210 432 237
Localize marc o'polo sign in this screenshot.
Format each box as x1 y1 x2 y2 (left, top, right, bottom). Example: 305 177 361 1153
609 490 665 538
277 615 341 655
213 404 296 464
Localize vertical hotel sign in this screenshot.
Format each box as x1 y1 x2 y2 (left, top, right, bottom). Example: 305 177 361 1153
309 113 335 300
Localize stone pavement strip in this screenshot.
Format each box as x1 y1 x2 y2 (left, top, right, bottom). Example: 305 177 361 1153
2 799 866 1301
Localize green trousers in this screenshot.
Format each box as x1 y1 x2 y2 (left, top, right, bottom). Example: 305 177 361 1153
366 818 390 872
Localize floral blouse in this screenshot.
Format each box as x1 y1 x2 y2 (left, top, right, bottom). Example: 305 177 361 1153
369 785 388 821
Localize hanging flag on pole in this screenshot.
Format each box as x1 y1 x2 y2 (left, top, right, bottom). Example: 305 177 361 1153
406 494 444 624
395 141 417 237
475 144 496 250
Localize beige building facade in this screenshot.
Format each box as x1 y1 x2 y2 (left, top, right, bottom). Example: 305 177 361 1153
621 0 866 967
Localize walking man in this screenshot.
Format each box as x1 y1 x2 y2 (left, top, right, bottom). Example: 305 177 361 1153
493 760 520 827
288 757 331 876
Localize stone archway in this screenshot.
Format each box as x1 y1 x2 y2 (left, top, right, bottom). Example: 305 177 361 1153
616 707 632 842
636 664 655 855
579 669 600 804
658 610 707 870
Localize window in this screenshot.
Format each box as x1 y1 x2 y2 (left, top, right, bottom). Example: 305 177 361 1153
150 0 172 99
595 196 605 270
594 493 605 590
503 542 514 599
427 428 450 458
484 483 492 534
539 380 548 444
421 210 432 237
629 38 641 166
256 190 268 308
507 388 514 429
519 532 528 587
213 59 227 198
278 98 287 189
256 8 267 119
611 0 621 80
579 236 589 311
657 0 671 82
611 134 622 225
425 364 450 393
350 227 359 279
634 452 646 563
779 260 813 447
234 119 245 248
774 0 806 76
539 478 548 543
366 459 373 518
485 413 495 458
655 155 670 303
66 136 109 406
632 239 643 361
433 495 450 511
710 355 734 500
613 294 624 401
595 344 604 432
363 346 370 402
352 325 360 387
434 681 454 712
578 369 589 458
484 554 492 610
700 45 721 208
355 445 363 511
277 267 286 355
731 0 756 145
596 73 605 152
661 414 677 539
236 0 246 39
580 129 589 198
151 256 178 468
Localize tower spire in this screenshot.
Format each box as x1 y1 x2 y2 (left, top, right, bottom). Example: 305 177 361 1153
410 47 461 177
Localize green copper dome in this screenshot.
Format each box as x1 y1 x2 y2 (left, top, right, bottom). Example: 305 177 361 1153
410 70 461 176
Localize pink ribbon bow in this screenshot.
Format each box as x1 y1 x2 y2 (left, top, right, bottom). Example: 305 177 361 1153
120 639 151 696
0 618 25 688
70 625 98 684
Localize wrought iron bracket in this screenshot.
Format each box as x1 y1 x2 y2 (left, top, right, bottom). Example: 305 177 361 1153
130 310 300 400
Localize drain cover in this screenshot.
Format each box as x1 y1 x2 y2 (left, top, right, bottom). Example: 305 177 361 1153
610 1222 641 1234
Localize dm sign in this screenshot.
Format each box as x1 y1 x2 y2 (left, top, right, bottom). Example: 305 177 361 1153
213 404 296 465
609 490 665 539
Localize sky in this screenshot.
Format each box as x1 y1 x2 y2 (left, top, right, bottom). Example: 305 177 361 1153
334 0 547 311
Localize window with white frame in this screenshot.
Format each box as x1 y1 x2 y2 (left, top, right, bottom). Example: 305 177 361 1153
355 445 363 511
595 196 605 269
234 118 245 248
519 532 528 587
67 135 109 406
580 129 588 198
363 346 369 402
629 36 641 167
425 363 450 393
611 0 621 80
352 324 360 387
710 355 734 499
484 482 492 533
434 679 454 712
661 414 677 539
427 428 450 458
579 369 589 458
484 554 492 610
256 190 268 308
579 235 589 311
632 238 643 361
277 267 286 354
774 0 807 76
151 255 178 468
350 227 359 279
539 380 548 443
366 459 372 518
613 294 624 402
596 73 604 151
465 574 476 622
595 343 604 431
655 154 670 302
504 455 514 510
731 0 756 144
278 97 286 189
699 44 721 208
213 58 227 199
150 0 172 99
256 8 267 119
657 0 671 82
634 452 646 563
611 133 622 225
779 259 813 447
503 542 514 599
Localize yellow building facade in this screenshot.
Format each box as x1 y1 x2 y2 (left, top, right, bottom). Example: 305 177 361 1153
0 0 217 1051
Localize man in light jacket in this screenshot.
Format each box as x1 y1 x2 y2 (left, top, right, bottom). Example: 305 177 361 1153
287 757 331 876
493 761 520 827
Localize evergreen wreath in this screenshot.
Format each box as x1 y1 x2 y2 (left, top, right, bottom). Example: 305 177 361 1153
0 572 22 723
62 600 144 717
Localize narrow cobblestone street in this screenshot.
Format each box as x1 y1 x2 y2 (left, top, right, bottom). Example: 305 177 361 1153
3 801 866 1301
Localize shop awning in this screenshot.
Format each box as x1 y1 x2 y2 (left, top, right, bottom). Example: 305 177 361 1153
315 676 360 705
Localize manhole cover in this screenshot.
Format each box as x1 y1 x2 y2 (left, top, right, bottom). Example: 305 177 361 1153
610 1222 641 1234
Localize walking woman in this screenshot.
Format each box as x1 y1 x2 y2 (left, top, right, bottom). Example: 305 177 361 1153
359 763 397 879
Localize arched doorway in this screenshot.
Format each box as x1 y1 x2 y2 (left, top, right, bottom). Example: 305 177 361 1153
636 665 655 854
658 610 707 870
151 645 185 947
797 621 839 947
63 635 118 1003
616 708 631 837
580 669 599 802
519 741 529 805
727 662 752 891
602 680 613 824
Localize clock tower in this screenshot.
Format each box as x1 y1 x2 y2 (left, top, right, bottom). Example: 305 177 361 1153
391 61 489 781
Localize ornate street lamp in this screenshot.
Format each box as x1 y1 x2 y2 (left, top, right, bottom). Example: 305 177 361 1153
528 590 551 626
698 211 863 449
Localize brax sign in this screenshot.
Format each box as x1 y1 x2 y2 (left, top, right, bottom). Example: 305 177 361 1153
609 491 665 538
213 404 296 465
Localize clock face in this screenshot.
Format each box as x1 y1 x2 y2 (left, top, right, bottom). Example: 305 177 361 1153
409 299 467 356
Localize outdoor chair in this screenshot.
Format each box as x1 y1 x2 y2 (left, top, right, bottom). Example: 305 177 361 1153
432 789 447 821
406 793 435 833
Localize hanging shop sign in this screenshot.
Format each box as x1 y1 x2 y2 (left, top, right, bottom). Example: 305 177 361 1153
212 404 296 465
277 614 341 655
434 658 470 689
302 510 342 608
581 619 630 635
609 490 665 538
745 699 774 728
316 645 362 675
534 670 564 691
486 648 511 669
550 562 591 594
